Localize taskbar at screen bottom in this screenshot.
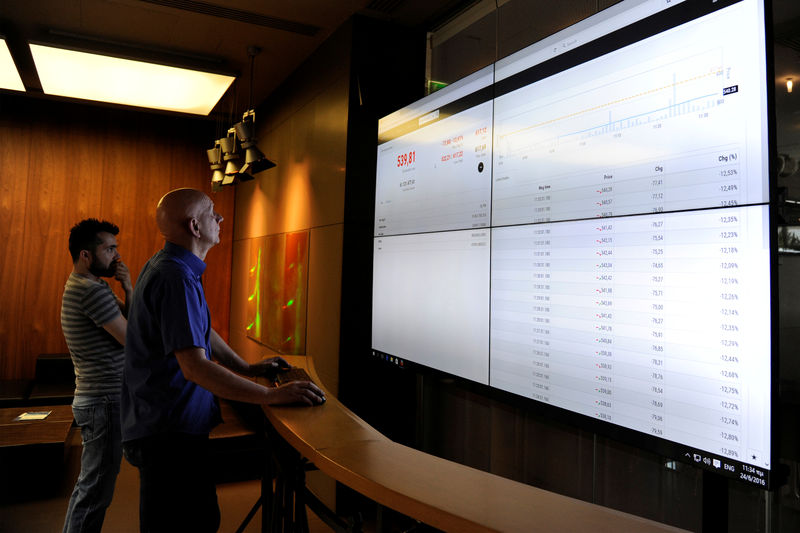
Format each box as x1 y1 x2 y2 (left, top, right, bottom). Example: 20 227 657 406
372 349 408 369
675 445 770 489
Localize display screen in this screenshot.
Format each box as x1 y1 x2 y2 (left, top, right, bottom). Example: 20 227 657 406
372 0 773 488
372 230 490 383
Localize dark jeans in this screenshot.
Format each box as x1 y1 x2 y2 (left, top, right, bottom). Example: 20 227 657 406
123 433 220 533
63 395 122 533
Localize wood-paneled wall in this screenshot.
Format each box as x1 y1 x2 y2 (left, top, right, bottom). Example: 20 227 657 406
229 24 351 398
0 94 235 380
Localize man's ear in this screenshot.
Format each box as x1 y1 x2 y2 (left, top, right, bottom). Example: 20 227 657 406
189 218 201 237
75 249 91 267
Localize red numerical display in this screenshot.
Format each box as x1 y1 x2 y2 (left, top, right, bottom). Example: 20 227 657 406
397 151 416 167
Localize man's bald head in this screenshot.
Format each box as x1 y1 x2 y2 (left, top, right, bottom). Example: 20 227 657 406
156 188 209 241
155 188 223 260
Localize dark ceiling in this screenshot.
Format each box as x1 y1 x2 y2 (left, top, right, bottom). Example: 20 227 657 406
0 0 469 117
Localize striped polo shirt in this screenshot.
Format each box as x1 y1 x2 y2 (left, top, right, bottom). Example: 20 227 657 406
61 273 124 396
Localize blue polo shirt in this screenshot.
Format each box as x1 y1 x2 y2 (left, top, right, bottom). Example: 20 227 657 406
121 241 221 442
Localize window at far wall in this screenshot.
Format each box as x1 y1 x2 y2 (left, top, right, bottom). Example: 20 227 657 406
426 0 622 95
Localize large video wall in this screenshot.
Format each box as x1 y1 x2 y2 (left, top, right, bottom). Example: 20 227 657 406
372 0 773 488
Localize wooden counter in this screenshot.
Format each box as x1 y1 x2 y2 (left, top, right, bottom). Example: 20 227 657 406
261 356 685 533
0 404 73 448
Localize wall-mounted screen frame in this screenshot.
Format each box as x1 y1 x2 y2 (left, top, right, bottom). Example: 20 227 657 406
372 0 776 489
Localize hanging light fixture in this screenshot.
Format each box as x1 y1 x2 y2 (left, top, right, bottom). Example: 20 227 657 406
206 45 274 188
234 109 276 174
219 128 253 184
232 46 275 177
207 142 225 192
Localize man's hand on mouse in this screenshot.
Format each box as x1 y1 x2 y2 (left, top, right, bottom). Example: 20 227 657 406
268 380 326 406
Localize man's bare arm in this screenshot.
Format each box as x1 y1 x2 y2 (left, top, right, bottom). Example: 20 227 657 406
102 314 127 345
175 347 324 406
209 328 289 377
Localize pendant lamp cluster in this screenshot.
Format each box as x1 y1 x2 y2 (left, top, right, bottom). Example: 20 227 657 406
208 46 274 190
207 109 275 190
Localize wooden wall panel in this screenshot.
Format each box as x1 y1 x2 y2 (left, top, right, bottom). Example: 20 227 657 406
0 94 234 380
227 29 350 394
103 122 164 272
21 117 90 363
0 111 32 377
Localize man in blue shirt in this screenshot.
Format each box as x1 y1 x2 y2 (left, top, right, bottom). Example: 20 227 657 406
121 188 324 533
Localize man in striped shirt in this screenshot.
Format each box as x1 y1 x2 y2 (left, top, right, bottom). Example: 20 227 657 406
61 218 132 533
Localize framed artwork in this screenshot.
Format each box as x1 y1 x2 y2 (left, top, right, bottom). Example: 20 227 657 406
245 231 309 354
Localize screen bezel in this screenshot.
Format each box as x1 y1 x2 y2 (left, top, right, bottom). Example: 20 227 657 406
371 0 778 489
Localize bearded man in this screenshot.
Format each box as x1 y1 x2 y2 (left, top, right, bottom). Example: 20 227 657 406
61 218 132 533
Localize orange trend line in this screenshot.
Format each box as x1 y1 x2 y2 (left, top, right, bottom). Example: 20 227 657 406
499 67 723 139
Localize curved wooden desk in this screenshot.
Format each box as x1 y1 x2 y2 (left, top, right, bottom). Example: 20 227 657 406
260 356 685 533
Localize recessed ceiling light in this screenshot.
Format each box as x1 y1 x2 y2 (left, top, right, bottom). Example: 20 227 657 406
0 39 25 91
29 43 235 115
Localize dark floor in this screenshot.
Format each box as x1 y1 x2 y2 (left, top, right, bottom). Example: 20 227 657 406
0 428 333 533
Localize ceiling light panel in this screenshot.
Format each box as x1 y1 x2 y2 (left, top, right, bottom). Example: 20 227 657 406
29 44 235 115
0 39 25 91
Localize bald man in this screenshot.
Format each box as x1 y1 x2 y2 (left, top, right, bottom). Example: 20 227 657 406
121 188 324 533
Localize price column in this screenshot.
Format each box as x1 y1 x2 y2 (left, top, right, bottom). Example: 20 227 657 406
592 221 615 423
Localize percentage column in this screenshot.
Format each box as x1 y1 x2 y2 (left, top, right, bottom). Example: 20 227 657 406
716 149 741 207
716 212 743 455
